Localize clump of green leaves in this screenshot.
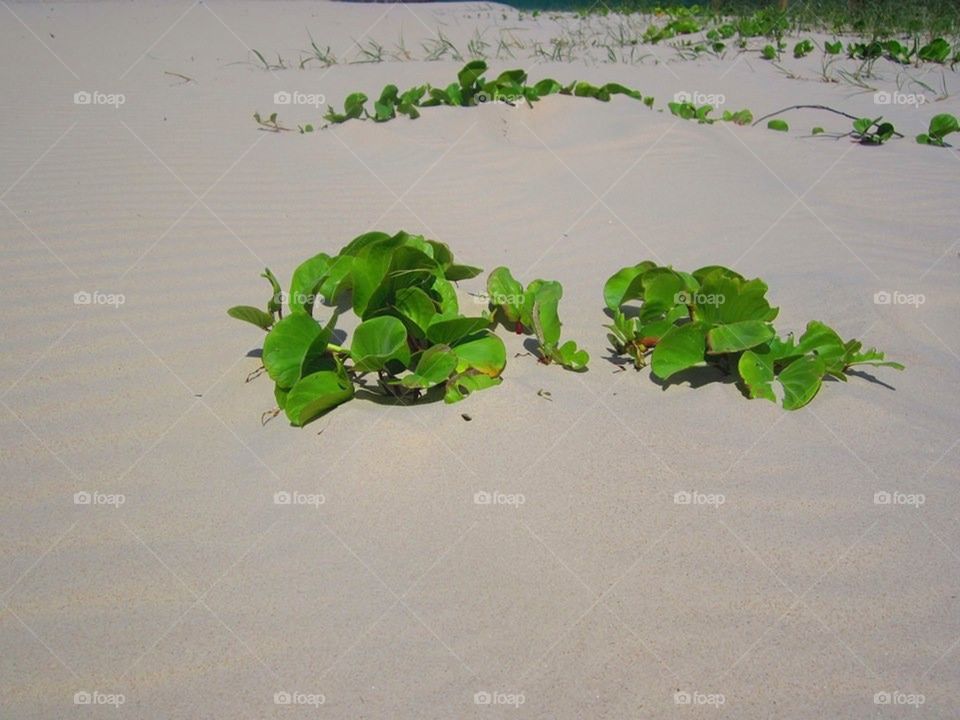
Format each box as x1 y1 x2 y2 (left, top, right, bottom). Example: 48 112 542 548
793 39 815 58
918 37 952 63
253 112 289 132
603 262 902 410
916 113 959 146
229 231 514 425
668 101 715 123
852 116 896 144
321 61 647 126
486 267 589 371
824 40 843 55
721 108 753 125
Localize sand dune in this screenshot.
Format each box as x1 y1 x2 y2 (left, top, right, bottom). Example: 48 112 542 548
1 1 959 717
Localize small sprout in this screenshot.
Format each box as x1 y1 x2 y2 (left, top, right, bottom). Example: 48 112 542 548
916 113 959 147
767 119 789 132
852 117 896 145
253 112 290 132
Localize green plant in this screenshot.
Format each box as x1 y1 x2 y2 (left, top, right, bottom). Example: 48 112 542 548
767 119 789 131
669 101 714 123
252 49 285 70
320 61 646 127
722 108 753 125
486 267 589 371
253 112 289 132
852 116 896 144
916 112 960 145
229 231 516 425
824 40 843 54
603 262 902 410
793 39 815 58
918 37 951 63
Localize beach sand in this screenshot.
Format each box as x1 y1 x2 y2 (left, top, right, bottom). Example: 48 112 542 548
1 1 959 717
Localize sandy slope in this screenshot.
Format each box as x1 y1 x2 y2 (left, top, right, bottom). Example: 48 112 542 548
1 1 959 718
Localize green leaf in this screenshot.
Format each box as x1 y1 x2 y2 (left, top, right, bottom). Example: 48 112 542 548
285 370 354 426
487 266 525 323
444 264 483 281
350 242 398 316
738 349 776 402
393 286 437 336
227 305 274 330
778 355 826 410
350 316 411 372
263 313 326 388
651 323 707 380
695 274 777 325
707 320 775 353
603 262 655 310
532 281 563 348
316 255 354 305
532 78 561 95
458 60 488 89
452 334 506 376
767 119 789 132
432 277 459 315
262 268 283 316
553 340 589 371
426 316 490 345
289 252 331 314
444 371 501 403
929 113 959 140
401 345 458 388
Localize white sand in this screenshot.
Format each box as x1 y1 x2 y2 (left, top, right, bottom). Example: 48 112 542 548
1 1 959 717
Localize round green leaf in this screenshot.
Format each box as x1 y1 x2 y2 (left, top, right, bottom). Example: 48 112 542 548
650 323 707 380
263 313 326 388
452 334 506 376
285 371 354 426
401 345 458 388
350 316 411 372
